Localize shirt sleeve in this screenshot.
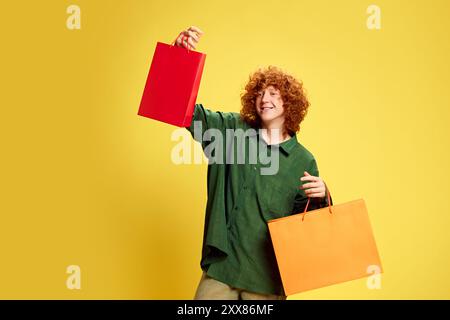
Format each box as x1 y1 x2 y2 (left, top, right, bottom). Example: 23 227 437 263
185 103 240 148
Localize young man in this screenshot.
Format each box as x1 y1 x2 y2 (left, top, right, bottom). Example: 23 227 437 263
175 26 332 300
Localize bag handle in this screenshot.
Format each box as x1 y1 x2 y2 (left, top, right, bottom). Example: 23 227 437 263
302 184 333 221
170 32 191 53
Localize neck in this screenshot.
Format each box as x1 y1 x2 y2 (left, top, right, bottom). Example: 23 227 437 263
260 122 290 145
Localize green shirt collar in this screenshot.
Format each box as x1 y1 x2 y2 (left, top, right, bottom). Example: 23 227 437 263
248 130 298 155
279 134 298 155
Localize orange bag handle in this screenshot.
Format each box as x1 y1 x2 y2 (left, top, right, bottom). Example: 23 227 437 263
302 185 333 221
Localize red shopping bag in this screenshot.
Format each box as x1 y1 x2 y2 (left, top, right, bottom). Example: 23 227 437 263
138 36 206 127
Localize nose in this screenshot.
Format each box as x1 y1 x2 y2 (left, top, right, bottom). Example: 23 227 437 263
261 90 271 103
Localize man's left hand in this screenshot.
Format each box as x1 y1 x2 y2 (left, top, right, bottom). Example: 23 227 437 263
299 171 327 198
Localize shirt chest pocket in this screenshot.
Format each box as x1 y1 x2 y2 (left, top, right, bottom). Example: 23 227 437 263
260 184 297 221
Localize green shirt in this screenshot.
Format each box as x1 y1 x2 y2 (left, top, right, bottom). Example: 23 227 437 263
186 104 332 295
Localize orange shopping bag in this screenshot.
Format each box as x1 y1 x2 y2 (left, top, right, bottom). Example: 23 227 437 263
268 190 383 295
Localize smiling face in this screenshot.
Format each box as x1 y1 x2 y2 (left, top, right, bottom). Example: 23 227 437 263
241 66 311 136
255 85 285 127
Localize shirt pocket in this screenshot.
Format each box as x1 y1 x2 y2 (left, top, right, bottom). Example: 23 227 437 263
260 184 297 221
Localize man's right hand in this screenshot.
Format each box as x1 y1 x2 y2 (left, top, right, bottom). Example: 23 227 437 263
174 26 204 50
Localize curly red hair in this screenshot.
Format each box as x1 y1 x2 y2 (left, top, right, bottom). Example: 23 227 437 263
240 66 310 135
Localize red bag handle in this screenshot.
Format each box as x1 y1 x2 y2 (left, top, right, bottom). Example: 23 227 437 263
171 32 191 53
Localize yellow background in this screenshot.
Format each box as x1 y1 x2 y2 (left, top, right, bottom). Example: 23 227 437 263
1 0 449 299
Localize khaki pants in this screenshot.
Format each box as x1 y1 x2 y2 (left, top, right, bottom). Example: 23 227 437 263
194 272 287 300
